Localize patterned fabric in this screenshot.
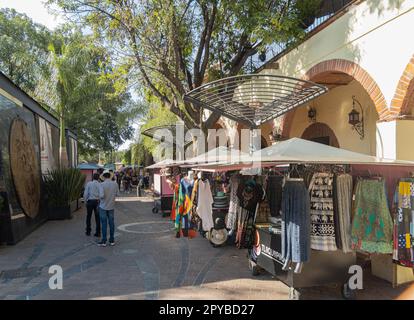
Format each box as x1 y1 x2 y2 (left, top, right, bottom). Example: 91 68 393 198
175 178 194 232
309 172 337 251
393 179 414 266
235 207 256 249
256 196 271 223
226 175 239 233
334 174 353 253
351 179 393 253
281 180 311 264
171 183 179 222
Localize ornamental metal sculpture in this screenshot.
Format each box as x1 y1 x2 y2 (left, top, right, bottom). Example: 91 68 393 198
184 74 328 128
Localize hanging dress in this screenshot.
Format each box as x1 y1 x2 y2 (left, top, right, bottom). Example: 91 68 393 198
309 172 337 251
175 177 194 235
197 179 214 232
226 175 240 234
351 178 393 253
171 182 180 222
393 179 414 266
334 174 353 253
281 179 311 268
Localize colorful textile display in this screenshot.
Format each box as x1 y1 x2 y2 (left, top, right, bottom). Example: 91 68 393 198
226 175 239 234
281 180 310 268
197 179 214 232
235 179 264 249
175 177 194 235
351 179 393 253
334 174 353 253
171 182 179 222
393 179 414 266
309 172 337 251
235 207 255 249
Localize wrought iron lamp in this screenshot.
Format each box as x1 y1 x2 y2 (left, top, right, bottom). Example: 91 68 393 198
269 127 282 143
307 106 317 122
348 96 364 139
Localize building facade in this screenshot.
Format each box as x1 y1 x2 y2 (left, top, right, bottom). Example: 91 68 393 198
0 72 78 244
215 0 414 162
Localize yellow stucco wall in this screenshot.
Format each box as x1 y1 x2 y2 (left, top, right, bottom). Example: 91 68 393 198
262 0 414 107
396 120 414 160
288 80 379 155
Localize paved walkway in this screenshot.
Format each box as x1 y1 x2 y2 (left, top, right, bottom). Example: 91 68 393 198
0 193 410 300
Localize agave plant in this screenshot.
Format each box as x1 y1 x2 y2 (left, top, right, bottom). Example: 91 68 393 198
43 168 86 207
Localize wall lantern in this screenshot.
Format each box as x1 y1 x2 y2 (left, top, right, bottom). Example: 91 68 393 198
307 106 317 122
348 96 364 139
269 127 282 143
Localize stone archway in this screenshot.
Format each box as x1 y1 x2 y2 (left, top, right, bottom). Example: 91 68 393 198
280 59 389 138
301 122 339 148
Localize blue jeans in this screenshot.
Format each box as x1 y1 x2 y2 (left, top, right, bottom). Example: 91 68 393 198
99 208 115 243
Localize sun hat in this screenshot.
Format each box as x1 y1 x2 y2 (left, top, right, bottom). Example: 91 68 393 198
210 228 228 246
100 169 114 181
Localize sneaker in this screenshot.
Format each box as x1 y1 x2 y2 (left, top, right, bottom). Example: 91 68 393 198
85 232 91 236
109 242 115 246
97 241 107 247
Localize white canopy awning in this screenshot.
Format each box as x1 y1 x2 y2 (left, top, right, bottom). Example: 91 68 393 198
146 159 176 169
177 146 249 167
191 138 414 172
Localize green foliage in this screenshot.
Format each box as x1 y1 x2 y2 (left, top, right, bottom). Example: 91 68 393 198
131 142 153 167
122 149 132 165
48 0 322 129
0 8 55 94
43 168 86 207
0 10 142 159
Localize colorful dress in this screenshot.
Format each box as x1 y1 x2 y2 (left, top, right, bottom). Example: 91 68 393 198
393 179 414 266
351 179 393 253
175 177 194 235
171 183 180 222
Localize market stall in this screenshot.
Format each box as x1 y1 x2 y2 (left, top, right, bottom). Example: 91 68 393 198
190 138 414 299
146 159 178 217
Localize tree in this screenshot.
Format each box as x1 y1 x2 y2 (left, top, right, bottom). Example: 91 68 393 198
0 8 54 94
0 10 140 163
48 0 321 133
35 30 138 165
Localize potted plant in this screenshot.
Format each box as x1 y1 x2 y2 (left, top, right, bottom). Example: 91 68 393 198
44 168 86 220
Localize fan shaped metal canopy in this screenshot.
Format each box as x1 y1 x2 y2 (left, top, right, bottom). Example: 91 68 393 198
184 74 328 128
141 124 192 147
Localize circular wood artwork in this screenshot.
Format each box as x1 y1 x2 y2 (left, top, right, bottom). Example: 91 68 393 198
9 118 40 218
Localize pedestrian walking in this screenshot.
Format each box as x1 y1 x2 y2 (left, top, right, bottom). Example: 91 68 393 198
83 173 101 237
97 170 119 247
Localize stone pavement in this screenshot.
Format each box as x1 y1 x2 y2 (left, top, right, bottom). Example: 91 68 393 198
0 192 410 300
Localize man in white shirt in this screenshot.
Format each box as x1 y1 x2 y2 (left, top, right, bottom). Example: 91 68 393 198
83 173 101 237
98 170 119 246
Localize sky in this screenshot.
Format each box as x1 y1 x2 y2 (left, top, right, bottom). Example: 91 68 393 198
0 0 64 30
0 0 138 151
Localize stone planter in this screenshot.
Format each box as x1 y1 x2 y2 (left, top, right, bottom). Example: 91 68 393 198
48 205 72 220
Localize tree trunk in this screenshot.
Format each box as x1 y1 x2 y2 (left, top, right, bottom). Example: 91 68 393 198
59 114 69 168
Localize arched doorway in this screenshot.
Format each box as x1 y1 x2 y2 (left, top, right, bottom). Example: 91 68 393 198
281 59 388 138
301 122 339 147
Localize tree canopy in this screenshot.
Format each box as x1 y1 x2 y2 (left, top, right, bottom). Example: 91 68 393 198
48 0 321 132
0 8 141 160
